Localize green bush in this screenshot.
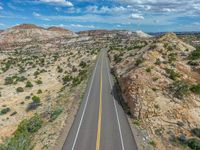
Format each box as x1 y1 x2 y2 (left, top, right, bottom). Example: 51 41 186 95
187 138 200 150
146 67 152 73
79 61 87 68
135 58 144 66
149 140 156 147
18 114 42 133
188 61 199 66
0 115 42 150
0 107 11 115
114 54 122 63
169 81 189 99
50 107 63 122
165 68 181 80
62 75 72 85
188 47 200 60
191 128 200 138
155 58 161 65
25 81 33 88
190 85 200 95
72 77 81 86
37 89 42 94
34 71 40 77
16 87 24 93
35 80 43 84
32 96 40 104
168 53 177 63
57 66 63 73
4 77 13 85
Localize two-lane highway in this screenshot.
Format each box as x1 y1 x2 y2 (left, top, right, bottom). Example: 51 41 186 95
62 49 137 150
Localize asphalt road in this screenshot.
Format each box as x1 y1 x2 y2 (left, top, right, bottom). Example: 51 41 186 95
62 49 138 150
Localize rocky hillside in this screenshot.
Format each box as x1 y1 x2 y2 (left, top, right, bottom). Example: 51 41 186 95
109 33 200 150
0 24 77 46
0 24 100 150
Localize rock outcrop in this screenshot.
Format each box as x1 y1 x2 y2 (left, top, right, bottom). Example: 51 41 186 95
109 32 200 150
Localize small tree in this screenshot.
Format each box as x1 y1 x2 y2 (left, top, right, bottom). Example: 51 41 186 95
26 81 33 88
32 96 40 104
16 87 24 93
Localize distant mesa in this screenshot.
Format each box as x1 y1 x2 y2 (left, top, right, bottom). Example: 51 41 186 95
12 24 45 30
47 26 70 32
0 24 78 45
78 30 109 36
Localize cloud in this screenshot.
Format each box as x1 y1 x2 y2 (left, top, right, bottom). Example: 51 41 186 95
70 24 95 28
130 13 144 20
0 23 5 26
33 12 41 17
0 6 3 10
39 0 73 7
117 0 200 15
85 5 129 14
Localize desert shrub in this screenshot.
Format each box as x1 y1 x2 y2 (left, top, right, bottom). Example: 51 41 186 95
169 81 189 99
0 114 42 150
187 138 200 150
135 58 144 66
155 58 161 65
37 89 42 94
35 80 43 84
114 54 122 63
168 53 177 63
32 96 40 104
188 61 199 66
25 81 33 88
72 77 81 86
18 76 27 82
190 85 200 95
0 107 11 115
10 111 17 116
165 68 181 80
16 87 24 93
57 66 63 73
146 67 152 73
79 61 87 68
19 67 25 73
188 47 200 60
34 71 40 77
149 140 156 147
191 128 200 138
50 107 63 122
25 96 31 100
18 114 42 133
62 75 72 85
4 77 13 85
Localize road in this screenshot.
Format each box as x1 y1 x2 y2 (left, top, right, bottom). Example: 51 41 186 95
62 49 138 150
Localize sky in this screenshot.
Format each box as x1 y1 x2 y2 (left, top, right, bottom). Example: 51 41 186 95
0 0 200 32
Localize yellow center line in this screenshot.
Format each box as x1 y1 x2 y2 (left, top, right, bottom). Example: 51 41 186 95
96 56 103 150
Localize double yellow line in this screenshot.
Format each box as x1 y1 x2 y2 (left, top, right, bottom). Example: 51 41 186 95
96 55 103 150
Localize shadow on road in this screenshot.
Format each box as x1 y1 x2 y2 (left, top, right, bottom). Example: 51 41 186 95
111 78 133 118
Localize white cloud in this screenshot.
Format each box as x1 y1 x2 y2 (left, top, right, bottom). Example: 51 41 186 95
70 24 95 28
33 12 41 17
85 5 129 14
0 23 5 26
130 13 144 20
39 0 73 7
0 6 3 10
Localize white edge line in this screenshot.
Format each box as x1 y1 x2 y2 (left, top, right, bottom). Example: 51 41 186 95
71 53 101 150
106 56 125 150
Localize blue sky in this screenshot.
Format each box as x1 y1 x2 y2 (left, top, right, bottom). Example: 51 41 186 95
0 0 200 32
